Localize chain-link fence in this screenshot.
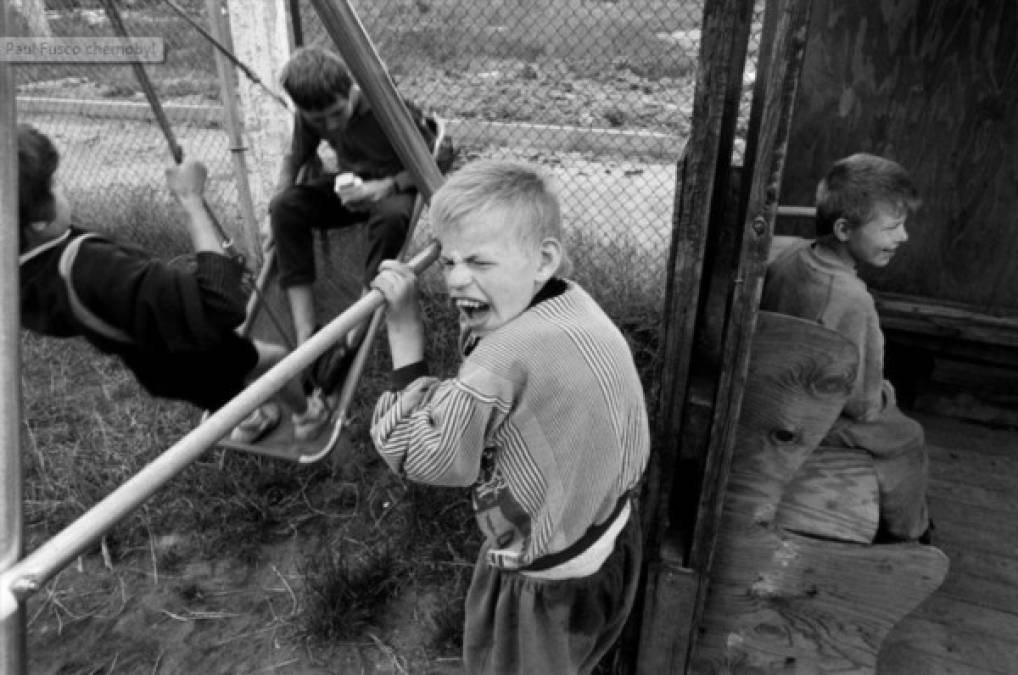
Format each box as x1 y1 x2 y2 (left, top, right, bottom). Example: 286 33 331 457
12 0 763 304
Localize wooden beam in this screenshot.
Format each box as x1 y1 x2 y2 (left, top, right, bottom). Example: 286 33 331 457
876 292 1018 348
684 0 817 665
635 0 756 669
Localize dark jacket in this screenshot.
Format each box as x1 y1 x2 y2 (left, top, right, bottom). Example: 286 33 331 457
20 227 258 410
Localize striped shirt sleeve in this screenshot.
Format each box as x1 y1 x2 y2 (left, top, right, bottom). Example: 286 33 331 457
370 375 508 487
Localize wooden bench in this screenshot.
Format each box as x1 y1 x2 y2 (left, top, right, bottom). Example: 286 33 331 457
692 311 949 673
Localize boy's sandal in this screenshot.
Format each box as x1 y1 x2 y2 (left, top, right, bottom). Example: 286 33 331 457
230 402 282 444
292 388 332 442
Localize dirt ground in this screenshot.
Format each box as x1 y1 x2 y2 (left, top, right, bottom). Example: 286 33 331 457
27 519 457 674
18 109 676 674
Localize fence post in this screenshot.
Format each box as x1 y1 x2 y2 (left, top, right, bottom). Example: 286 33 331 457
223 0 292 221
0 0 26 670
206 0 263 265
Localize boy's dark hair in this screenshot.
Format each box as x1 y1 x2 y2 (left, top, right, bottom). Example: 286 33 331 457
815 153 921 236
280 46 353 111
17 124 59 230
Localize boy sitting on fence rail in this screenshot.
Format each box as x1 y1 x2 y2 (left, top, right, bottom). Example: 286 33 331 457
269 45 452 394
369 159 649 674
17 124 327 443
761 152 932 544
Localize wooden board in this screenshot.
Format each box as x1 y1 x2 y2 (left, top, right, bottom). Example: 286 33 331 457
779 0 1018 310
877 642 1004 675
635 0 758 669
695 528 948 674
693 311 951 672
776 445 879 544
881 608 1018 674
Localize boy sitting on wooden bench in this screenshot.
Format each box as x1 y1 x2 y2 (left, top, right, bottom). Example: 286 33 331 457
761 153 932 544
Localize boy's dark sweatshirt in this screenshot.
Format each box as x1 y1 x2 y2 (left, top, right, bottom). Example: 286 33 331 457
20 226 258 410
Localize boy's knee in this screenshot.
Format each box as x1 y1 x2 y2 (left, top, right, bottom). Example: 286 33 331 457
370 208 410 241
268 188 303 222
901 414 924 446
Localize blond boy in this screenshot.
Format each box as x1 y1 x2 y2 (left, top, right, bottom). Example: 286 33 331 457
370 160 649 674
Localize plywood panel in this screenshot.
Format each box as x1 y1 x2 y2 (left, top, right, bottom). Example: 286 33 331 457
781 0 1018 310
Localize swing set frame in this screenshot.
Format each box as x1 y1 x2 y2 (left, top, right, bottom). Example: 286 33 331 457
0 0 444 671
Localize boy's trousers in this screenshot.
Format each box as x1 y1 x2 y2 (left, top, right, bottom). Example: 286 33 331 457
269 173 416 289
462 506 641 675
823 383 930 541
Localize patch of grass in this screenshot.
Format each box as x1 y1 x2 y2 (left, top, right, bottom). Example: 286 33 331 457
67 184 193 258
12 4 220 95
301 543 402 643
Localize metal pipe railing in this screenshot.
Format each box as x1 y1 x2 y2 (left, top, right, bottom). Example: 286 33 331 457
0 0 27 668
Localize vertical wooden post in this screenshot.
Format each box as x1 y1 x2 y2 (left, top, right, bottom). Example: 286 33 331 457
0 1 26 670
635 0 814 671
206 0 263 264
224 0 292 219
635 0 755 671
685 0 814 653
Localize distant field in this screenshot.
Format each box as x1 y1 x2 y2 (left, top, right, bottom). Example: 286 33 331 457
12 0 703 136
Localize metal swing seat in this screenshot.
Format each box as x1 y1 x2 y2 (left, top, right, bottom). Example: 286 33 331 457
215 117 448 464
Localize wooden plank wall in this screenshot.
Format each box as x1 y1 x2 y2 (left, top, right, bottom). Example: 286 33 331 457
778 0 1018 311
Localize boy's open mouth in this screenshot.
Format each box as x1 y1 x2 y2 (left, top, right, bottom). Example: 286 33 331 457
454 297 489 321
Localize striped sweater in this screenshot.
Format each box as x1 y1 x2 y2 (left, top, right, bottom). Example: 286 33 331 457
371 281 649 570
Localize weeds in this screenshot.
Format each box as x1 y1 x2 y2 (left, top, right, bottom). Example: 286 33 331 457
301 543 402 643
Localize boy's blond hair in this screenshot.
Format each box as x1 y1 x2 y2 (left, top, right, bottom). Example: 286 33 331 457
430 159 571 274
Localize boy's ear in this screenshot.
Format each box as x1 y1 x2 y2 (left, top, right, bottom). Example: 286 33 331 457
831 218 852 242
535 238 563 283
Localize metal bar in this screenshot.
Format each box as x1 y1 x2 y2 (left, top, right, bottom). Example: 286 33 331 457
776 205 815 218
309 0 444 200
288 0 304 47
1 242 439 601
205 0 295 345
206 0 261 263
0 0 26 668
238 246 291 344
329 118 443 435
100 0 241 262
99 0 183 163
